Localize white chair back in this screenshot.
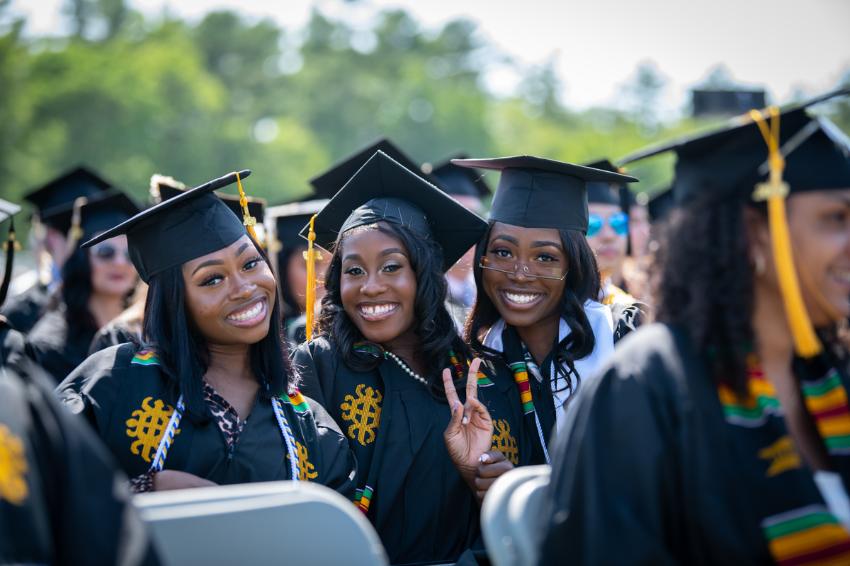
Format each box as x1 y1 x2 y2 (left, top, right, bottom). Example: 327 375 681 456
135 481 388 566
481 465 552 566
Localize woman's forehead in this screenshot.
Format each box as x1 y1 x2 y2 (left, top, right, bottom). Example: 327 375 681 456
489 222 562 243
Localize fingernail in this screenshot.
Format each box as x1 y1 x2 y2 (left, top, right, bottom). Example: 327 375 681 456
479 453 490 463
462 416 469 425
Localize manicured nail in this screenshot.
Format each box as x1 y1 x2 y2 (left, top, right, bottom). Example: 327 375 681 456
462 416 469 425
479 453 490 463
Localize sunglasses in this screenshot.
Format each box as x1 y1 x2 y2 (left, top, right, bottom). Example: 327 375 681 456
587 212 629 238
90 242 131 262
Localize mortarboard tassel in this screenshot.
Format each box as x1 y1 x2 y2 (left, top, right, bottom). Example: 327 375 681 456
750 107 822 358
65 196 87 256
0 217 19 309
235 171 259 243
304 214 318 341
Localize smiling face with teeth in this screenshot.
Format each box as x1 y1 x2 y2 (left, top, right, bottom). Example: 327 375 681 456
482 222 568 334
338 225 418 348
781 190 850 326
182 235 277 346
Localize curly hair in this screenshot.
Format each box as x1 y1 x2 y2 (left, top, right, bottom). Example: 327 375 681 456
316 221 470 398
654 194 756 393
464 222 601 396
142 238 292 423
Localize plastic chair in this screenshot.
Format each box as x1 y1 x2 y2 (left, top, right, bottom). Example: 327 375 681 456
481 465 552 566
134 481 388 566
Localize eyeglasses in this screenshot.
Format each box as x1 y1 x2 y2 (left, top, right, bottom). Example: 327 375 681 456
587 212 629 238
90 242 131 262
478 255 568 281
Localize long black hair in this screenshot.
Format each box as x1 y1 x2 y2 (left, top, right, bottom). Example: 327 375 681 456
465 221 601 394
278 244 306 320
316 221 470 398
654 193 758 392
60 245 98 332
142 238 291 422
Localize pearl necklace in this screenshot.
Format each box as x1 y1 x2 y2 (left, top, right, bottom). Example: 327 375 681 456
385 351 429 386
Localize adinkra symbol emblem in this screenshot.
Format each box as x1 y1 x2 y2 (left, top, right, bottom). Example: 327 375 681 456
0 424 28 505
126 397 181 463
340 384 383 446
287 441 318 481
491 419 519 465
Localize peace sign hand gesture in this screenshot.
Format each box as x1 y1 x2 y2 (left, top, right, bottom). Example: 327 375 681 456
443 358 494 488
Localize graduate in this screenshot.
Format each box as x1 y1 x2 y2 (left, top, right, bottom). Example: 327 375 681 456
0 199 157 565
538 90 850 564
26 190 141 383
56 171 355 495
583 158 646 341
453 155 634 471
266 198 329 345
292 151 530 564
2 166 113 333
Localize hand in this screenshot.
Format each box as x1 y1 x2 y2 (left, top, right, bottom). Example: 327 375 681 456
443 358 493 487
474 450 514 503
153 470 217 491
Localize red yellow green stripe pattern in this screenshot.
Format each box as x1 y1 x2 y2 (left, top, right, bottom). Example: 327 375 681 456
131 350 160 366
762 505 850 565
718 365 781 427
510 361 534 415
355 485 374 514
801 369 850 455
285 390 309 413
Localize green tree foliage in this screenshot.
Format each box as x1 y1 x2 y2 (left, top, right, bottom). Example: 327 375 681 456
3 0 843 234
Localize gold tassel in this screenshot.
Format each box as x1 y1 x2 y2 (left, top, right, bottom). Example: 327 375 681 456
65 196 87 255
304 213 318 341
235 171 259 243
749 108 822 358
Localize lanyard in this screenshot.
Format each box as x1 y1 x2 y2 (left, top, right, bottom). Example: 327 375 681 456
149 394 300 482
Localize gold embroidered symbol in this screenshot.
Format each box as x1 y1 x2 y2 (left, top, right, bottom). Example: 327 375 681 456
758 435 801 477
491 419 519 465
340 384 382 446
125 397 180 463
0 424 28 505
287 441 318 481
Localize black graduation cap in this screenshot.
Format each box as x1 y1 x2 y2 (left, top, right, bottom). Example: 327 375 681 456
24 166 114 229
452 155 637 233
618 88 850 205
309 138 436 199
422 154 491 198
582 159 628 206
647 186 675 223
0 198 22 309
157 183 267 227
267 199 329 253
82 171 252 283
42 190 142 243
301 151 487 271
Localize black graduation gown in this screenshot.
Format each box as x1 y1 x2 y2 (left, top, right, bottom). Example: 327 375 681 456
56 343 356 496
538 323 833 565
27 309 96 384
0 355 158 565
293 337 533 565
0 282 50 333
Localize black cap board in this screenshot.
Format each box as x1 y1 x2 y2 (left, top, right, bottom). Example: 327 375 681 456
82 171 252 283
618 88 850 205
301 151 487 271
423 154 491 197
158 183 267 227
309 138 435 199
0 199 20 224
41 190 141 241
24 166 114 228
452 155 637 233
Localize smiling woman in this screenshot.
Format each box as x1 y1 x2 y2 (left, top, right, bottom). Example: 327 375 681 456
292 150 529 564
56 171 355 496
